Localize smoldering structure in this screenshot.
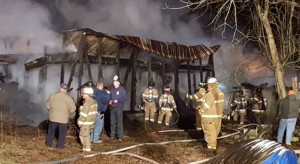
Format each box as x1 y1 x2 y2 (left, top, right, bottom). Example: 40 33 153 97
23 28 220 127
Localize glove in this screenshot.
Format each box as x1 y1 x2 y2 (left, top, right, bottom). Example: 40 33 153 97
186 93 192 99
185 93 189 99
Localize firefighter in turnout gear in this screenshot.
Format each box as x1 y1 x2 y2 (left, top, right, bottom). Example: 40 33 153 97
250 88 267 125
142 80 159 122
77 87 98 152
230 89 248 124
199 77 224 150
158 86 177 126
186 82 207 130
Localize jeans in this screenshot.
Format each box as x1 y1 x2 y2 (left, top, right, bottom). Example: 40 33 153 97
277 118 297 145
110 107 124 139
90 112 104 143
46 121 67 148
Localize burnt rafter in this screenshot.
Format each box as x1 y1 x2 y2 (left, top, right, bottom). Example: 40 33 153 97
65 28 221 61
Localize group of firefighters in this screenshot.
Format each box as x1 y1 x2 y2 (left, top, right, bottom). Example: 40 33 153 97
142 77 225 150
229 88 268 125
47 74 268 151
142 80 177 126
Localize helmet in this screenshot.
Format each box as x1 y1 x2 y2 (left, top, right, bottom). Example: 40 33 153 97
238 89 244 95
149 80 155 87
82 87 94 95
256 88 262 94
163 86 171 93
207 77 217 84
113 75 120 82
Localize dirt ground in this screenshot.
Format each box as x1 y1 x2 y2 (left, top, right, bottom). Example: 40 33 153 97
0 114 298 164
0 115 226 164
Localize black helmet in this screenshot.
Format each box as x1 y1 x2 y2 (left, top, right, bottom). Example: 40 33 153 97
256 88 262 93
237 89 244 95
149 80 155 87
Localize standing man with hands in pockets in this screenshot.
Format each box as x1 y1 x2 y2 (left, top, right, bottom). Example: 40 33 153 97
276 89 300 148
109 75 128 141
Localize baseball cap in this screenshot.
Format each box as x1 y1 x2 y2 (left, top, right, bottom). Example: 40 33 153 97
60 83 69 90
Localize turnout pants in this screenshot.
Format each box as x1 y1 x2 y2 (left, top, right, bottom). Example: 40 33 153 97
233 110 246 124
196 109 202 130
201 118 222 149
157 108 172 126
144 102 157 122
253 111 264 125
79 125 92 151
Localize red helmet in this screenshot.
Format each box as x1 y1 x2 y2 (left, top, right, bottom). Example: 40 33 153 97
163 86 171 93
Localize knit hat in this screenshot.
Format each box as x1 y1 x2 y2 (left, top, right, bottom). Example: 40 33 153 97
60 83 69 90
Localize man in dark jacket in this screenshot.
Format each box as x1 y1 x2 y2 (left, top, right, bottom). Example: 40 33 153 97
109 75 128 141
90 81 111 144
277 90 300 146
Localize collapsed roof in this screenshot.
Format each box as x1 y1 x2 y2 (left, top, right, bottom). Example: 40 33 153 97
63 28 220 61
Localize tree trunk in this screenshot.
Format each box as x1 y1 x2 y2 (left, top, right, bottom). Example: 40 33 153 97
262 15 286 99
256 0 287 99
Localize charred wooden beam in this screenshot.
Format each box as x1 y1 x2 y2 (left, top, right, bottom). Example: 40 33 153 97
115 43 120 76
24 57 47 71
60 63 65 84
174 61 179 95
77 33 87 104
97 38 103 81
0 55 17 64
130 49 138 111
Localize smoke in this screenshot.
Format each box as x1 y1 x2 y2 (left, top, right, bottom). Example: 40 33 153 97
54 0 207 44
0 0 285 125
0 0 62 54
0 0 62 125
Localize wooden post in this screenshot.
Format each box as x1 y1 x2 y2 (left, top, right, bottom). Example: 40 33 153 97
60 63 64 84
76 33 87 104
148 57 152 83
85 53 93 82
97 38 103 82
38 47 48 94
199 59 203 82
193 71 197 93
174 61 179 95
123 53 134 86
208 55 215 77
130 49 138 112
115 43 120 76
67 62 77 88
161 60 166 91
187 61 191 94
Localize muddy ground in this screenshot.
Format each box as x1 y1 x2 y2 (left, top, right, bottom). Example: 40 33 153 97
0 114 298 164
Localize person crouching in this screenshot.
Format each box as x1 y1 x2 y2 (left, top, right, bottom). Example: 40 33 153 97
78 87 98 152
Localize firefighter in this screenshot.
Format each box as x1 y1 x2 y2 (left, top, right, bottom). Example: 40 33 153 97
157 86 177 126
77 87 98 152
186 82 207 130
199 77 224 150
142 80 159 123
230 89 248 125
250 88 267 125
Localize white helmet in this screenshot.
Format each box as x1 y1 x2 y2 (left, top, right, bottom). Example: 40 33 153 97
82 87 94 95
207 77 217 84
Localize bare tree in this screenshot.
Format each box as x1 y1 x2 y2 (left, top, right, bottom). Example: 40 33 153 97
166 0 300 99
